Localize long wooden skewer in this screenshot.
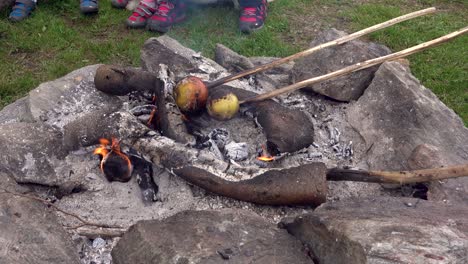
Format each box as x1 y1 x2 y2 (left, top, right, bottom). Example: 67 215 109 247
205 7 437 89
240 26 468 104
327 164 468 184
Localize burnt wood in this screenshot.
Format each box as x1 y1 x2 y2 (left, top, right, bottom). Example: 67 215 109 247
173 163 327 206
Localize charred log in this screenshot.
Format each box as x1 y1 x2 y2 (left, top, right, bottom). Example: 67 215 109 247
173 163 328 206
129 152 159 205
94 65 161 96
94 64 194 144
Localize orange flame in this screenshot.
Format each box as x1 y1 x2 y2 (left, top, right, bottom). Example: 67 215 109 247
94 137 132 173
147 107 157 126
257 145 275 162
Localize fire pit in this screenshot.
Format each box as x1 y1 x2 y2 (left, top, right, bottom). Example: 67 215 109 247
1 28 467 263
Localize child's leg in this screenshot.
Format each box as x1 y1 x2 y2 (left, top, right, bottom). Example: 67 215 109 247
147 0 187 33
8 0 37 22
239 0 262 6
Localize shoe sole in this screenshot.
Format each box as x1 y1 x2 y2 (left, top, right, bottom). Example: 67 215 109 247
126 20 147 29
239 22 264 34
80 7 99 14
147 15 186 33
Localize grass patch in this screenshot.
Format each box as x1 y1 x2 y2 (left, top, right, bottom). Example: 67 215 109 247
0 0 466 124
344 2 467 124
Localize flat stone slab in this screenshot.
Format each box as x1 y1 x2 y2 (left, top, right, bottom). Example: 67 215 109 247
112 210 313 264
0 173 80 264
282 197 468 264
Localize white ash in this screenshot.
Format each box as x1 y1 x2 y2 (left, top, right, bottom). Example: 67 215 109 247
224 142 249 161
78 237 118 264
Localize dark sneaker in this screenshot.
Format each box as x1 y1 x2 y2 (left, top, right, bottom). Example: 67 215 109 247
147 1 187 33
239 0 267 33
8 0 36 22
111 0 128 9
80 0 99 14
126 1 157 28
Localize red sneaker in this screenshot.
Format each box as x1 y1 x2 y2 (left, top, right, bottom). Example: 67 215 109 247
126 1 157 28
147 1 187 33
239 0 268 33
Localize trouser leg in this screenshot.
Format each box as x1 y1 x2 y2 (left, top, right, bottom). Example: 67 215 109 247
239 0 262 7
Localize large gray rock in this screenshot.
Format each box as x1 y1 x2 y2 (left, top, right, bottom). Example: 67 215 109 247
0 174 80 264
0 97 34 124
347 61 468 203
28 64 122 128
282 197 468 264
0 122 68 185
112 210 313 264
140 36 253 92
215 43 255 73
292 29 391 101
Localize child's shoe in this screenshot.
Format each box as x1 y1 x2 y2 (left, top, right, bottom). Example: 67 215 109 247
80 0 99 14
239 0 267 33
8 0 36 22
126 1 157 28
147 1 187 33
111 0 128 9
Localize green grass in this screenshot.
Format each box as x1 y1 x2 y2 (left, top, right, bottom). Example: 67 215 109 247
0 0 467 124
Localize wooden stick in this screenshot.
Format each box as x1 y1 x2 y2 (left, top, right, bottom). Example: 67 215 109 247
327 164 468 184
0 188 123 230
240 26 468 104
206 7 437 89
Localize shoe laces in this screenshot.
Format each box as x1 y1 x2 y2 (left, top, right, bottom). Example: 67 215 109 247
155 2 174 17
242 7 257 16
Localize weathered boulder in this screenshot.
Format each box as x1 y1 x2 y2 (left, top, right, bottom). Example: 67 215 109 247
141 36 253 91
27 65 122 128
0 97 34 124
112 210 313 264
347 61 468 203
141 36 221 79
0 122 68 185
282 197 468 264
292 28 391 101
0 173 80 264
215 43 255 73
214 44 290 90
407 144 468 204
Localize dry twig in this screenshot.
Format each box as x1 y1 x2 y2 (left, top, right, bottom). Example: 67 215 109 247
327 164 468 184
0 188 123 230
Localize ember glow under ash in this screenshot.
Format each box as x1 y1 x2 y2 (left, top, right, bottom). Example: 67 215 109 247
93 137 133 182
257 145 275 162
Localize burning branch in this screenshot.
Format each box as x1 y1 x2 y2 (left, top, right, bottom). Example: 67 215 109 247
240 26 468 104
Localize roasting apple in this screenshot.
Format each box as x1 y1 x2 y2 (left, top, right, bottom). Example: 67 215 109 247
207 90 239 120
173 76 208 113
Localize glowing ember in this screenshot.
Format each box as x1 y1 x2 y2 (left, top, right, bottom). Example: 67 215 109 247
257 145 275 162
147 107 157 126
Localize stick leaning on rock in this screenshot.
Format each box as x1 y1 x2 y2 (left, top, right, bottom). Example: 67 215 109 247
206 7 437 89
240 26 468 104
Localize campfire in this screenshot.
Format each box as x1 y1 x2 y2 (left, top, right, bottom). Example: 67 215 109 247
1 7 467 264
